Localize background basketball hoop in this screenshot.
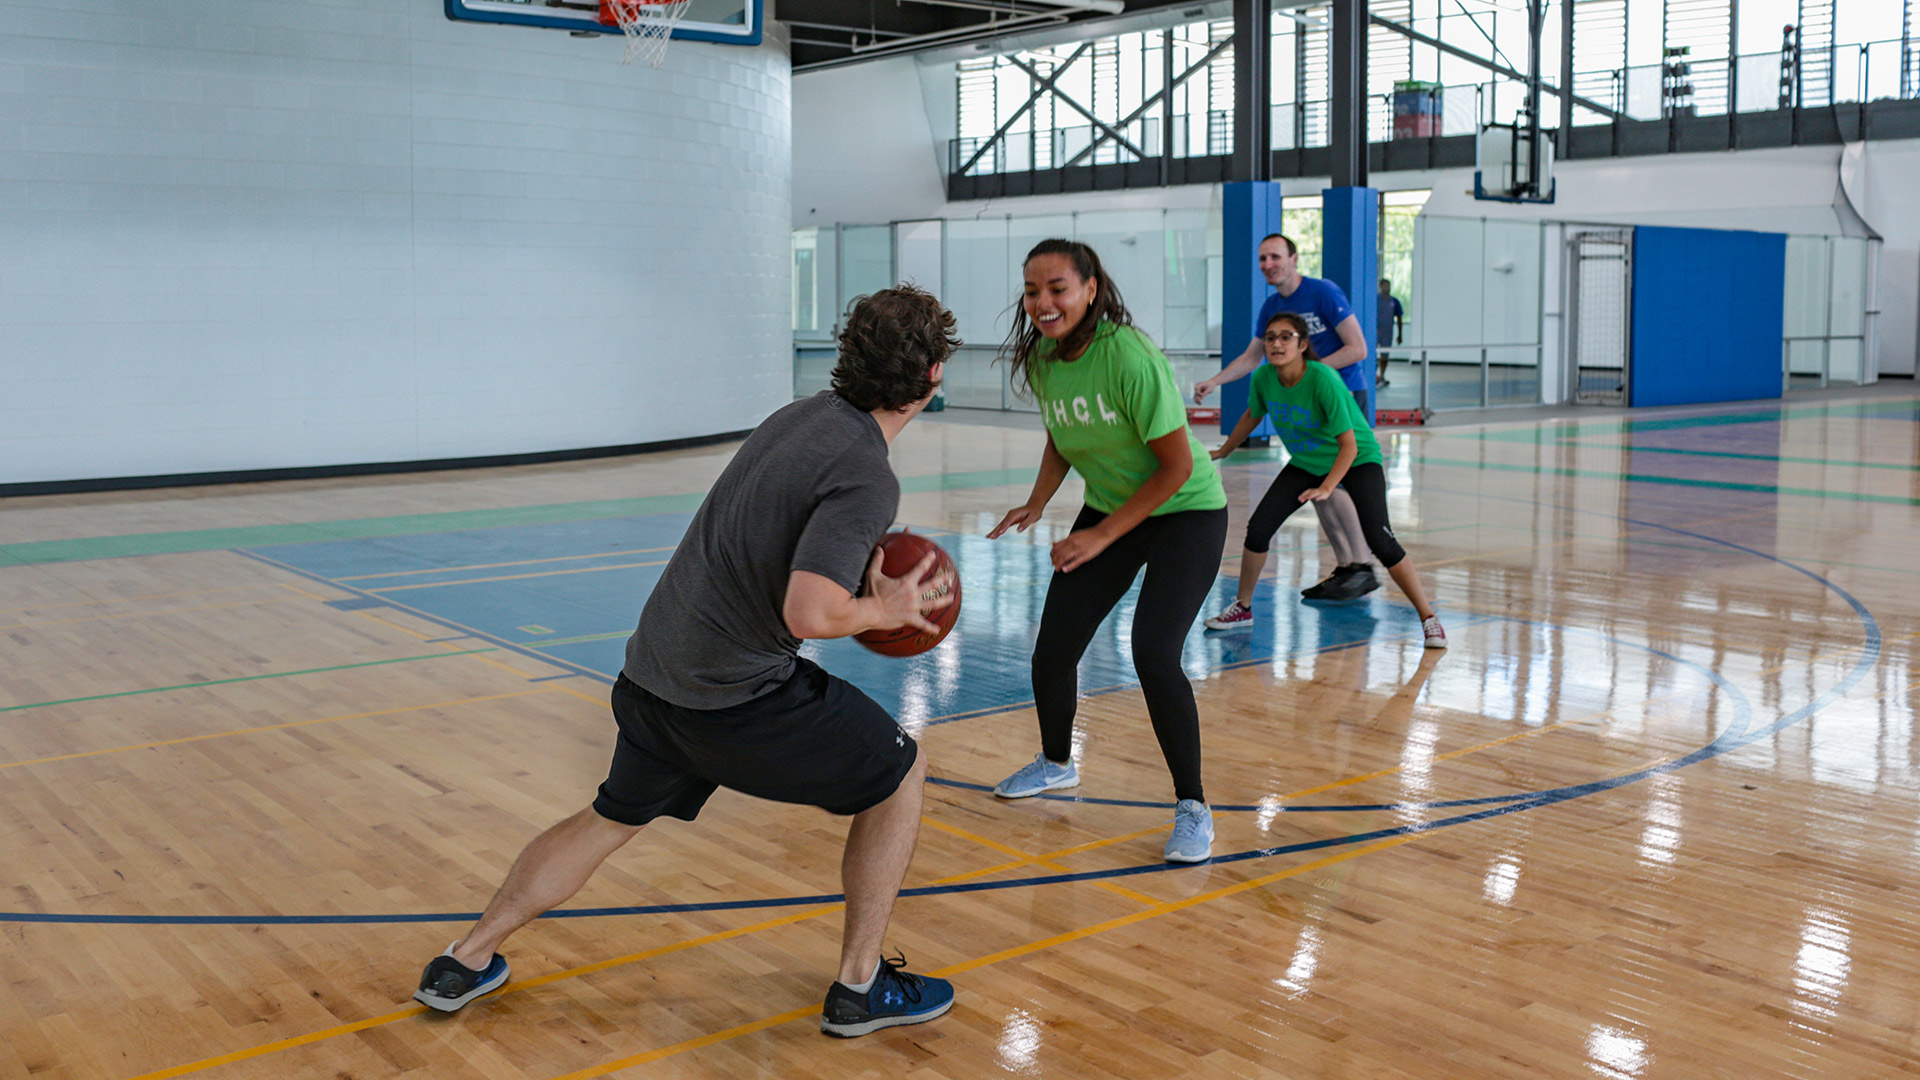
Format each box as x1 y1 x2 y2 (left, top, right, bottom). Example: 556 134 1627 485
599 0 691 66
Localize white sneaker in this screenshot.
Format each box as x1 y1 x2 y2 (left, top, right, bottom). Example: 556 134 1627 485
1203 600 1253 631
1422 615 1447 649
993 753 1079 798
1164 800 1214 863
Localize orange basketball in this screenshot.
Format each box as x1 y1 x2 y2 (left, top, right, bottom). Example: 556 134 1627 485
854 532 960 658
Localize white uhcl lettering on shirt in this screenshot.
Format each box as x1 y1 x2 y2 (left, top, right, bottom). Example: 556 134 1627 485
1049 394 1122 428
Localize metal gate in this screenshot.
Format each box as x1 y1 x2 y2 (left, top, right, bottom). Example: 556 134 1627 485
1566 228 1634 405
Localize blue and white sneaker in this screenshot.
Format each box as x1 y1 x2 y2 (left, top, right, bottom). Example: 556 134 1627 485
413 942 510 1012
1163 799 1214 863
992 753 1079 799
820 955 955 1037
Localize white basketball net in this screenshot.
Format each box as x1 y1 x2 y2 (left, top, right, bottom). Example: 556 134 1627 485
607 0 691 67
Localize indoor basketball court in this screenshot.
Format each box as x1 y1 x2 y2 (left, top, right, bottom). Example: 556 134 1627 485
4 1 1919 1078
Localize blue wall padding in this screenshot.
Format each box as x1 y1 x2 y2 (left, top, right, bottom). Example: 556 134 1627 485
1221 182 1284 437
1321 187 1380 425
1629 226 1787 407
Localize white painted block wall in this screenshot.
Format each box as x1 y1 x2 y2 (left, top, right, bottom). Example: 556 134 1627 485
0 0 792 486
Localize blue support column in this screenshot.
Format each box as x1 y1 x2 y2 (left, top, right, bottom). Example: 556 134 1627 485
1221 180 1284 436
1320 186 1379 425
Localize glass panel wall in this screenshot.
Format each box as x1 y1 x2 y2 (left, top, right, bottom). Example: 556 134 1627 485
800 210 1222 412
1783 233 1875 389
1401 215 1546 410
798 214 1878 414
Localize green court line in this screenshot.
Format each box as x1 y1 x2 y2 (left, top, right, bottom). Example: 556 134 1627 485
1420 455 1920 506
1465 398 1920 444
0 648 497 713
0 467 1048 568
1545 443 1920 471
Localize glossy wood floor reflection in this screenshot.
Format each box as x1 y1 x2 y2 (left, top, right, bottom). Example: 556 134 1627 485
2 388 1918 1080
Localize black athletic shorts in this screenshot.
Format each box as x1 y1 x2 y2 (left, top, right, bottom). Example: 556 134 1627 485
592 658 918 826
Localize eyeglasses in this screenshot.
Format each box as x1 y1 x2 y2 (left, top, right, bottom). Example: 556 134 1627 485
1262 330 1302 343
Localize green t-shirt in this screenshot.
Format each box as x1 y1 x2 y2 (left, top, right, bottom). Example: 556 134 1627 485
1029 322 1227 516
1246 360 1383 476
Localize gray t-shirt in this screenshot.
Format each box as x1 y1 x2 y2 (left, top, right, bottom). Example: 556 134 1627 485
624 392 899 709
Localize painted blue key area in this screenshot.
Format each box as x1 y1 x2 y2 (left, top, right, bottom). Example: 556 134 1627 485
252 516 1485 725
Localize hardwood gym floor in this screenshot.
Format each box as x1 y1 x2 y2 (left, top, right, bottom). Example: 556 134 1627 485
2 387 1916 1079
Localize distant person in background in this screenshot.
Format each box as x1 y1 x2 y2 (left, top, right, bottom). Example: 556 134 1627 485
1377 278 1404 389
1193 233 1379 603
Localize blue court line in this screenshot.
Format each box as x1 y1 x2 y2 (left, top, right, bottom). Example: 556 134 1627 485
0 603 1750 925
0 501 1875 926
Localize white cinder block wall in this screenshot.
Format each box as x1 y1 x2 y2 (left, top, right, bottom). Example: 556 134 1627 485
0 0 792 487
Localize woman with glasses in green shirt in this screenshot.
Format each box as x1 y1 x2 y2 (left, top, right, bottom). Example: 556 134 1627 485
984 239 1229 864
1203 310 1447 649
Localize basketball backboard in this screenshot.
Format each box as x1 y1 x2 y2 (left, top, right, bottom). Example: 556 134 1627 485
1474 122 1556 204
445 0 762 48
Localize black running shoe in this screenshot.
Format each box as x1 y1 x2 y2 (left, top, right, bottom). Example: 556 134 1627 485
414 943 510 1013
1300 571 1341 599
1318 564 1380 601
820 955 955 1038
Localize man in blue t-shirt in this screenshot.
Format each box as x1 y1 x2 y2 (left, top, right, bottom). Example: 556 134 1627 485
1195 232 1380 601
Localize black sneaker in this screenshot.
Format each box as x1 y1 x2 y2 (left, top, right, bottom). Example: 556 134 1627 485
820 955 955 1038
1317 564 1380 601
414 942 510 1013
1300 571 1340 599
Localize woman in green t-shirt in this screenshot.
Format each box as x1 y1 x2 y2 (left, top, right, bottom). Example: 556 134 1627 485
984 239 1229 864
1204 310 1446 649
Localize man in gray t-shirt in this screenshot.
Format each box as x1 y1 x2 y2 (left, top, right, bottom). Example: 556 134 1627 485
625 389 901 708
416 287 962 1039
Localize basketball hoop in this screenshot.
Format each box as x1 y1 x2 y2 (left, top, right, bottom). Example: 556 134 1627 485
599 0 691 66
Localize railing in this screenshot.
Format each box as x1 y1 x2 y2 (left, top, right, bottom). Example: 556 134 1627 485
950 36 1919 177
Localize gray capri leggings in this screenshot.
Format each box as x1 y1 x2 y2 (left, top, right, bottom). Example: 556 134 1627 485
1242 461 1407 567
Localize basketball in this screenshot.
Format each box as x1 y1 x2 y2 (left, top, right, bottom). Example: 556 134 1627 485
854 532 960 658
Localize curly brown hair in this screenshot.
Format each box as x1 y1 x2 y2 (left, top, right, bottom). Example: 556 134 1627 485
997 239 1133 395
832 285 960 412
1262 310 1320 363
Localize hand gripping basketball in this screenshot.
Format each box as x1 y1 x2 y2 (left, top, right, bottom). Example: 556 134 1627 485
854 532 961 658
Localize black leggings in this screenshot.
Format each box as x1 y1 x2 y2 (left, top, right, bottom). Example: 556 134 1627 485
1031 505 1228 803
1244 461 1407 567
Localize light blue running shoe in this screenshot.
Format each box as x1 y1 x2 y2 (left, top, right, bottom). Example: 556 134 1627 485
992 753 1079 798
1163 799 1214 863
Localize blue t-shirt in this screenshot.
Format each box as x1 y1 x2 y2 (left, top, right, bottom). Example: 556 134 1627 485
1377 294 1403 345
1255 276 1365 393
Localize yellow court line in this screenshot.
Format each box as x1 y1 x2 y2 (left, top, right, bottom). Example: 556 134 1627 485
0 596 300 632
112 723 1537 1080
558 685 612 708
110 813 1186 1080
542 834 1424 1080
922 819 1163 908
352 609 436 642
104 530 1895 1079
0 583 297 617
0 689 558 772
367 560 671 593
334 545 679 582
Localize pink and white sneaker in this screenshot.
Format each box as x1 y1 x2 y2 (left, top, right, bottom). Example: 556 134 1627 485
1421 615 1448 649
1204 600 1254 631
